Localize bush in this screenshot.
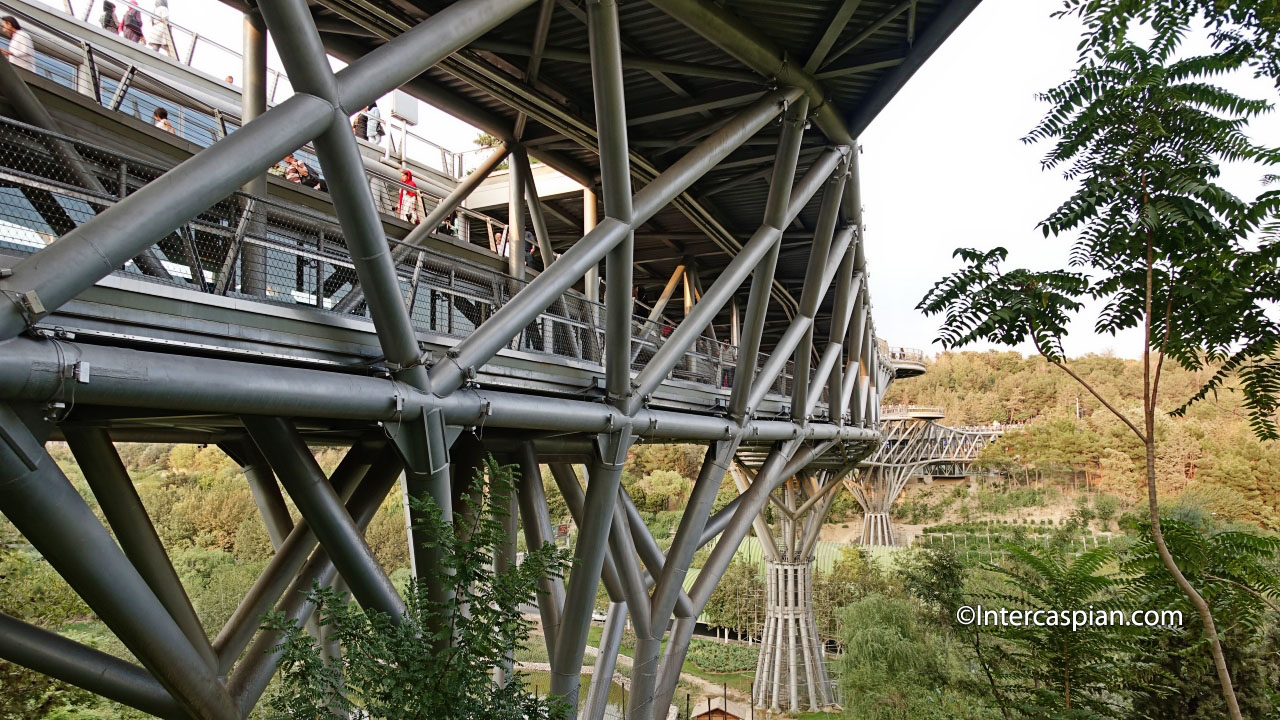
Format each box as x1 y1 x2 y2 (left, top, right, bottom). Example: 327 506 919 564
687 639 758 673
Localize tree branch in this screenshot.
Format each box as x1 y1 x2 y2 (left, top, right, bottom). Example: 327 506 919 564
1029 330 1147 443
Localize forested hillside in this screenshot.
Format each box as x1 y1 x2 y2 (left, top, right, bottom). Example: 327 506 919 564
884 351 1280 529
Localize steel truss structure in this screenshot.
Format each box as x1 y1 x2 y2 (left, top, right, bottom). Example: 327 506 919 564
848 411 1004 546
0 0 981 717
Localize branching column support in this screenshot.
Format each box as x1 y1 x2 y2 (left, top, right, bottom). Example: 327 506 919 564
516 443 566 658
588 0 636 408
0 404 239 719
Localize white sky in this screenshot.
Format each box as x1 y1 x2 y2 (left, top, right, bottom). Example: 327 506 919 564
51 0 1280 360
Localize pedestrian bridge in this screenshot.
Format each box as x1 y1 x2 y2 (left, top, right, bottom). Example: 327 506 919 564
0 0 981 718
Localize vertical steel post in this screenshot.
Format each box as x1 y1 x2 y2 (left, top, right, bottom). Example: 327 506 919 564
727 97 810 419
517 149 556 267
239 10 268 296
583 188 599 302
588 0 635 407
507 144 529 279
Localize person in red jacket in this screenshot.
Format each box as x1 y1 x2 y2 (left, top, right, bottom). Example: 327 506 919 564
398 168 419 224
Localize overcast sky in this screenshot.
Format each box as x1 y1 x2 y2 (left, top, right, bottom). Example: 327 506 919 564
52 0 1279 360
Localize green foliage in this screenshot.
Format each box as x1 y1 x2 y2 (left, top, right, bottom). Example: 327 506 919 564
264 458 569 720
980 544 1152 718
702 559 763 640
686 638 758 673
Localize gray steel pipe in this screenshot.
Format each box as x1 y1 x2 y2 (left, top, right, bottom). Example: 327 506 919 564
517 149 557 267
260 0 430 392
0 338 879 443
588 0 636 404
63 427 217 673
507 141 529 279
0 612 184 720
0 404 238 719
243 416 405 621
584 601 627 720
428 88 802 396
212 442 383 674
239 10 268 296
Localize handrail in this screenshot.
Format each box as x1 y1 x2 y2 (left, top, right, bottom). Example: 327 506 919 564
0 114 806 404
2 3 509 243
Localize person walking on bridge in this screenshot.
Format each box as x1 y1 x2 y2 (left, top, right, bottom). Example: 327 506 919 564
119 1 144 43
398 168 419 224
99 2 120 34
1 16 36 73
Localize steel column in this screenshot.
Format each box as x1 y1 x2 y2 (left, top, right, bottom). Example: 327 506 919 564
63 427 217 673
243 416 404 621
517 149 557 267
239 10 268 296
584 601 627 720
0 404 238 720
588 0 635 406
549 430 632 715
507 142 529 279
791 171 848 420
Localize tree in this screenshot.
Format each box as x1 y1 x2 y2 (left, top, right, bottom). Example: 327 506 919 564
981 544 1153 718
1122 516 1280 718
263 458 569 720
919 19 1280 717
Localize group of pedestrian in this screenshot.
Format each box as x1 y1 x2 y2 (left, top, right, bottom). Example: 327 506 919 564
100 1 173 58
352 103 384 144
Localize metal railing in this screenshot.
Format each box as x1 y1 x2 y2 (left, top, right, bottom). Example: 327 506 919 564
50 0 487 180
0 115 804 403
1 2 510 248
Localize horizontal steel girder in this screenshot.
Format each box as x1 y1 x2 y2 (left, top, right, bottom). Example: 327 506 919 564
0 336 879 444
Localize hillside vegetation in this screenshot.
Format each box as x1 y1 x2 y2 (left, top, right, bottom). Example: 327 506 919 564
884 351 1280 529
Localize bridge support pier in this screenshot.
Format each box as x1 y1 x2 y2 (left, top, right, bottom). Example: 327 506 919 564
861 511 895 546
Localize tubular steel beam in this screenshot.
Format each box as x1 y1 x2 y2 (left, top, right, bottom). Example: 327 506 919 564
0 337 880 444
507 142 530 279
260 0 430 391
549 431 632 715
63 427 217 673
0 612 184 720
0 404 238 720
588 0 636 406
243 416 405 621
644 0 852 146
427 88 802 396
239 10 268 296
517 149 557 267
